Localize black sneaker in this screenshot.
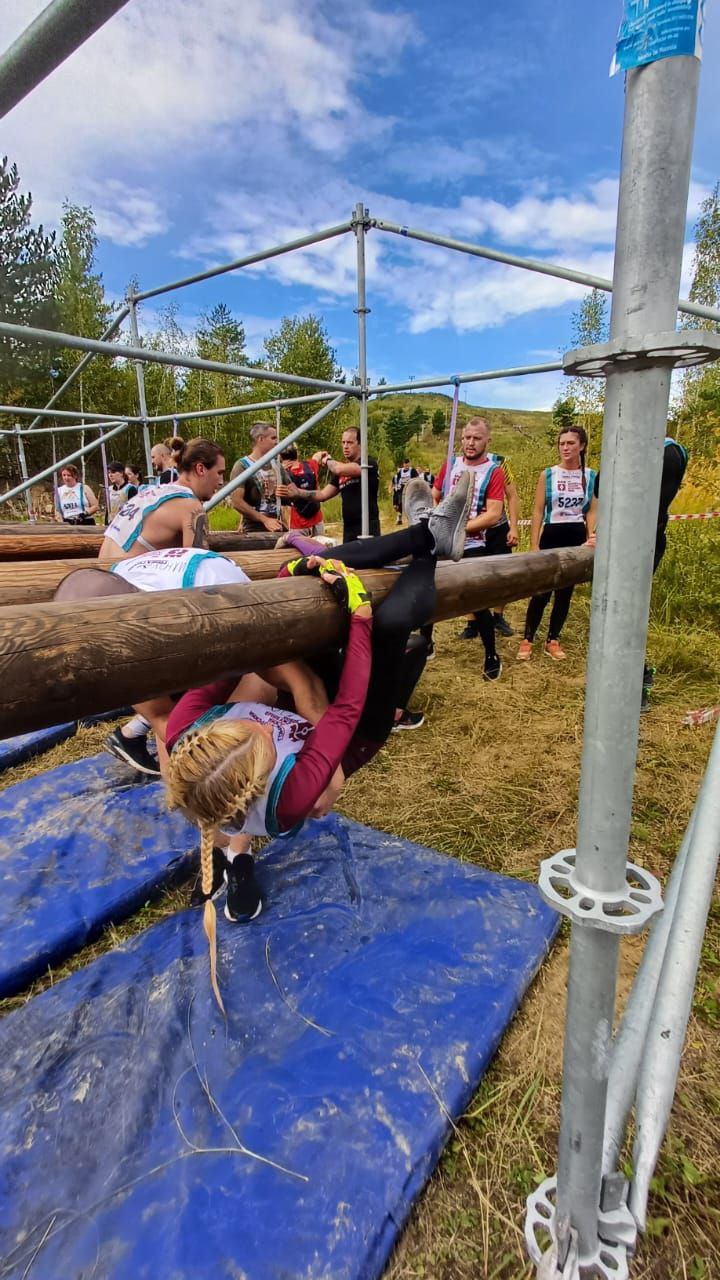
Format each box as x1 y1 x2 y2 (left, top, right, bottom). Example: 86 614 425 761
459 621 479 640
493 613 515 638
105 727 161 776
483 654 503 681
392 710 425 732
190 846 227 906
224 854 263 923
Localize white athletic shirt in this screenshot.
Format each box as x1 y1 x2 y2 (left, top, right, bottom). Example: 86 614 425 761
446 455 500 549
111 547 251 591
105 481 197 552
543 466 596 525
57 483 90 520
199 701 313 838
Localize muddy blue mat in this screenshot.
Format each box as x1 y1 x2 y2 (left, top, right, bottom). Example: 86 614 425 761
0 722 76 772
0 753 196 996
0 816 558 1279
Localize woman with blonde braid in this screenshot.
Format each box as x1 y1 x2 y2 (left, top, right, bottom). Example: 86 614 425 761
164 473 473 1010
517 426 597 662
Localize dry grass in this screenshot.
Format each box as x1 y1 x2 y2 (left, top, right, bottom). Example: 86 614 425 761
0 593 718 1277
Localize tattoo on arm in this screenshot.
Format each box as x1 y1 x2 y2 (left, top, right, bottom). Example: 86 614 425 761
191 510 209 548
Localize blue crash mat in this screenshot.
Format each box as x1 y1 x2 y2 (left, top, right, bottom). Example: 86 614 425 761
0 753 196 996
0 817 558 1280
0 721 76 772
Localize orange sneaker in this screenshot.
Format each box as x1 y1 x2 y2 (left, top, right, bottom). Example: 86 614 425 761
544 639 566 661
517 639 533 661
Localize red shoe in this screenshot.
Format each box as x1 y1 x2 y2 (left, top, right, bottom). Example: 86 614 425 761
517 639 533 661
544 639 566 661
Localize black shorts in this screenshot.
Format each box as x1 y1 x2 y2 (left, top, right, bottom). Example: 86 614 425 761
485 523 512 556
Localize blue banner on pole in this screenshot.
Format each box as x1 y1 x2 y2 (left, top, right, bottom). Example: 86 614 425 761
611 0 704 75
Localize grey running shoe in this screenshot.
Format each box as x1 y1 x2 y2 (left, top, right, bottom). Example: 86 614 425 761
403 477 434 525
105 727 160 776
427 470 473 561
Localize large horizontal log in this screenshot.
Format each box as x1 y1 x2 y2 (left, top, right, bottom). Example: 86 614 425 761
0 522 100 534
0 550 295 605
0 530 282 560
0 547 593 737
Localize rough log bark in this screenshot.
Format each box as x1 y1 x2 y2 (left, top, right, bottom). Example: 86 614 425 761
0 547 593 736
0 551 295 605
0 530 282 560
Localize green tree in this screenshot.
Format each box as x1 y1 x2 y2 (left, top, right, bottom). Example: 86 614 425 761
180 303 248 448
407 404 426 441
676 182 720 456
566 288 608 429
431 407 446 436
0 156 58 406
549 394 577 445
386 405 410 462
260 314 343 452
53 201 126 420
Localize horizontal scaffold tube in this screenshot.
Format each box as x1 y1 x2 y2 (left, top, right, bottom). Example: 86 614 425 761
0 546 593 737
0 551 296 605
0 530 281 561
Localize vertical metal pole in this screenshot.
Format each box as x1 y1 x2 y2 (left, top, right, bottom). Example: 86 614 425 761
127 296 153 478
79 376 86 485
14 428 34 521
97 426 112 523
553 56 701 1268
353 202 370 536
275 404 281 436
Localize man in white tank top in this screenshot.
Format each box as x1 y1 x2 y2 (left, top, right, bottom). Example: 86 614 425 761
431 418 505 680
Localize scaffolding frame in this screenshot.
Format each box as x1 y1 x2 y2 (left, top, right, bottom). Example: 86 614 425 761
1 9 720 1277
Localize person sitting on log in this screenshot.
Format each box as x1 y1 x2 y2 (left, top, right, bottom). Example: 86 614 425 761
99 437 225 563
162 473 473 1012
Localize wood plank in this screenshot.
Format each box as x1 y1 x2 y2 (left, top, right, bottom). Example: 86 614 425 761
0 547 593 736
0 551 295 605
0 530 281 560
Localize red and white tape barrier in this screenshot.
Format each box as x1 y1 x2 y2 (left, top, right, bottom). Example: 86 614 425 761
682 707 720 727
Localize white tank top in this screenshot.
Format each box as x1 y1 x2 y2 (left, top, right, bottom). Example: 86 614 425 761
105 481 197 552
446 455 500 549
207 701 312 838
57 484 88 519
111 547 251 592
543 466 596 524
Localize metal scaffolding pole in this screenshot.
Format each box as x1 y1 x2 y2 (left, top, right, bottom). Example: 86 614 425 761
0 422 127 507
373 219 720 327
14 430 34 522
353 203 371 537
372 361 563 396
144 391 337 427
24 307 130 432
0 321 359 399
134 223 354 303
127 298 153 479
630 719 720 1229
0 0 131 119
0 402 140 426
205 393 347 513
540 54 702 1276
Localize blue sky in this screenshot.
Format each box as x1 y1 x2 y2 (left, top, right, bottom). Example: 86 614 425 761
1 0 718 409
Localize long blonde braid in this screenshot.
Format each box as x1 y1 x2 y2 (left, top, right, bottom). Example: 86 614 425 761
167 719 276 1013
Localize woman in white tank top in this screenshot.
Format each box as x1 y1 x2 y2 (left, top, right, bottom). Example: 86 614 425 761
517 426 597 663
55 464 99 525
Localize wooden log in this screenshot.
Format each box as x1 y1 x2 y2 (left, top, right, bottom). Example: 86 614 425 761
0 547 593 737
0 530 282 560
0 551 296 605
0 522 100 534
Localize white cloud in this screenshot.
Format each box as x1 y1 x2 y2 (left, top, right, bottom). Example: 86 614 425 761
0 0 417 242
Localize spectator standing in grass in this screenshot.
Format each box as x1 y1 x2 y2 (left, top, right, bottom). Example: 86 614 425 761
517 426 597 663
228 422 285 534
391 459 419 524
276 444 325 537
433 418 505 680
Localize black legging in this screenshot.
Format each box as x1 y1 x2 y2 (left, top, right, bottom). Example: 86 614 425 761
524 522 587 642
323 524 436 745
